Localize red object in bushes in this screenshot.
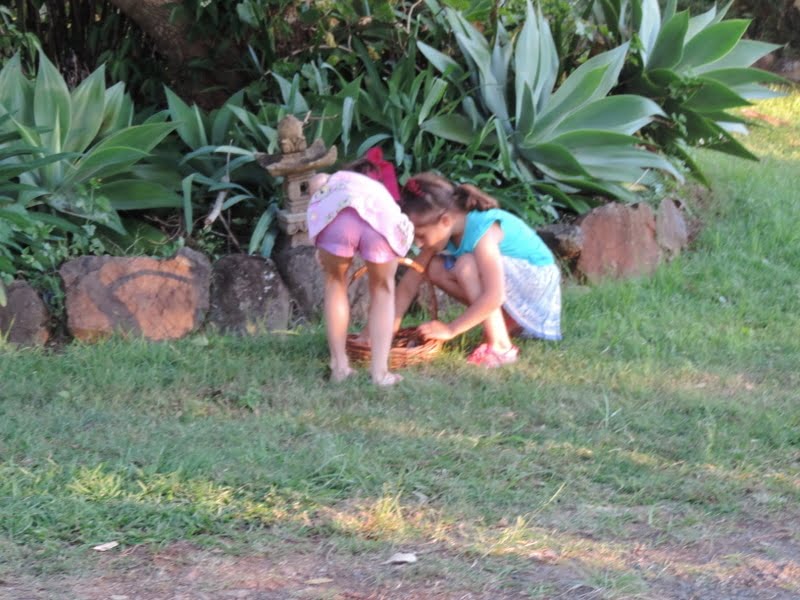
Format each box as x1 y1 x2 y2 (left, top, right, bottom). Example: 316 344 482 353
364 146 401 202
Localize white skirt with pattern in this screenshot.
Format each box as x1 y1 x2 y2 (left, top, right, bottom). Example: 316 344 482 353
501 257 562 341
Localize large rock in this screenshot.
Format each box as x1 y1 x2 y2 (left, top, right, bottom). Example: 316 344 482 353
0 280 50 346
60 248 210 342
208 254 291 334
575 202 661 283
536 223 584 262
656 197 689 259
274 245 370 325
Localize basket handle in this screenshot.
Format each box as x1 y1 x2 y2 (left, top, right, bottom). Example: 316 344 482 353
348 257 438 320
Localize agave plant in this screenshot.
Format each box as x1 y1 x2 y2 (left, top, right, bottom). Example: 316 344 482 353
593 0 785 182
0 113 86 306
418 1 680 209
0 52 179 234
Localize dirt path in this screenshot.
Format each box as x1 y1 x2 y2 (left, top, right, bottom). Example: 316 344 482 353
3 515 799 599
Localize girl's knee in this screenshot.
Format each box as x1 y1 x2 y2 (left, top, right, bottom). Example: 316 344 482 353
369 275 395 295
365 262 397 294
427 256 450 285
324 268 348 284
453 254 478 281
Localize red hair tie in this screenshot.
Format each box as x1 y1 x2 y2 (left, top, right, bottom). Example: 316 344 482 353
404 178 423 198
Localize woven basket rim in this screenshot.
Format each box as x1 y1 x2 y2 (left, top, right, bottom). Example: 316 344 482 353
345 258 443 367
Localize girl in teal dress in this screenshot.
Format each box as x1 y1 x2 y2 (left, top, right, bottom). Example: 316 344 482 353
395 172 562 368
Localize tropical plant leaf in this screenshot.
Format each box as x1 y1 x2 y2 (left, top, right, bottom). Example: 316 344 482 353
702 67 787 89
64 65 107 153
697 40 783 72
249 203 278 255
552 95 664 137
72 123 175 177
677 20 749 71
685 4 717 41
421 114 479 145
683 78 750 113
554 130 682 181
637 0 662 63
0 54 34 126
536 44 629 138
98 180 184 210
447 9 509 123
517 142 590 179
514 0 558 118
341 96 355 153
273 73 309 114
33 53 71 151
356 134 393 158
211 90 245 145
647 10 689 70
182 174 195 235
98 82 133 137
166 87 206 150
417 41 467 81
418 78 449 126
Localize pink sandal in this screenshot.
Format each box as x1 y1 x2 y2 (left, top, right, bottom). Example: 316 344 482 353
466 343 520 368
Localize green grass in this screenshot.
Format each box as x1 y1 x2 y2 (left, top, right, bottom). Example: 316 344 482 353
1 91 800 596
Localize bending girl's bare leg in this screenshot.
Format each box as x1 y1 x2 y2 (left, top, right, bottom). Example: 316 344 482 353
426 256 469 305
451 255 513 352
318 249 355 382
366 259 402 386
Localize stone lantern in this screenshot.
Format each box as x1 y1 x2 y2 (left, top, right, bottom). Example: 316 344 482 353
257 115 338 247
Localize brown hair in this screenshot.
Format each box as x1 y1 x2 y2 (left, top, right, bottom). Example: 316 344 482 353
400 172 498 223
341 157 380 178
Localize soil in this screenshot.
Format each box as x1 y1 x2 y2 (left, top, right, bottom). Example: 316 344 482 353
2 513 799 600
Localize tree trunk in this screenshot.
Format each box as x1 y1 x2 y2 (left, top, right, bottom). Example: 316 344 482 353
778 0 800 53
107 0 246 107
107 0 203 66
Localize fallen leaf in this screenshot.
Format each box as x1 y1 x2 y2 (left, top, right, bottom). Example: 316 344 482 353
91 541 119 552
383 552 417 565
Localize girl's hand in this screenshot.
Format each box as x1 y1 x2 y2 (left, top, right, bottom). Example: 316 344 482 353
417 320 455 341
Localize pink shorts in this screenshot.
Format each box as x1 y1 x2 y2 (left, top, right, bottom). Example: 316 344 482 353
315 207 398 264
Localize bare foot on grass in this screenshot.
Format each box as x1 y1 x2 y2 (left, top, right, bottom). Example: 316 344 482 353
372 372 403 387
330 366 355 383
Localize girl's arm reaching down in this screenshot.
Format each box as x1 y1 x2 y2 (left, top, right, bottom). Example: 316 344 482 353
418 224 506 340
393 246 437 332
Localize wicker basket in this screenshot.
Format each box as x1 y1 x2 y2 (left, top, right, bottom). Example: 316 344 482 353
345 257 444 369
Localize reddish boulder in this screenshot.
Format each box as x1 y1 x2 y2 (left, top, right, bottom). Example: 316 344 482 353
575 202 661 283
60 248 210 342
0 280 50 346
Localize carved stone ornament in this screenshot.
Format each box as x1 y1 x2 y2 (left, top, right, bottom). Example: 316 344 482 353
255 115 338 247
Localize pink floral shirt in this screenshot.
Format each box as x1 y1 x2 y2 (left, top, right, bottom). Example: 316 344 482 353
307 171 414 257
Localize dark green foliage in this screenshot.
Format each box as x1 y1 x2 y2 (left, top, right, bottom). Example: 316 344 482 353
2 1 170 105
0 0 793 287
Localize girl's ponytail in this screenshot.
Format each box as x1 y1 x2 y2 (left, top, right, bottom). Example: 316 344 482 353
454 184 499 212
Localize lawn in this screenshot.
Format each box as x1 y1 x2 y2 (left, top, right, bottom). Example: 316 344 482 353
1 91 799 599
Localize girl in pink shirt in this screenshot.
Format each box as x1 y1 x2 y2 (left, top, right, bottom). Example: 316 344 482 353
307 158 413 386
